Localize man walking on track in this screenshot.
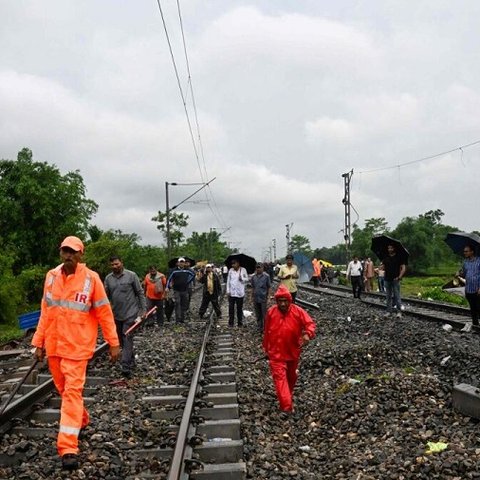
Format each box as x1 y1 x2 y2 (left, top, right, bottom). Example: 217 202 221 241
263 285 315 413
32 236 120 470
250 262 271 332
277 254 299 302
105 255 146 378
383 245 406 318
346 255 363 299
458 244 480 332
226 258 249 327
144 265 166 327
166 257 196 324
198 264 222 319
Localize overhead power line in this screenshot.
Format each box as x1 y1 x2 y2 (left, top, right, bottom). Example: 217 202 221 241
358 138 480 174
155 0 228 229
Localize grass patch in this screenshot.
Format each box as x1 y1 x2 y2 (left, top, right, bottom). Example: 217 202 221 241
401 276 468 306
0 323 23 343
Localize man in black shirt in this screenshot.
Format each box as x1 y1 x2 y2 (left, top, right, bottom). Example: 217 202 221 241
383 245 406 318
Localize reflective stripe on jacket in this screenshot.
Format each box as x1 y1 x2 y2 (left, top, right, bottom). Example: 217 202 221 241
32 263 119 359
263 304 316 361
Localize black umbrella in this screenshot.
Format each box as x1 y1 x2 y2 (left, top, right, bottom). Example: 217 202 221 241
371 235 409 265
224 253 257 274
444 231 480 256
168 256 196 269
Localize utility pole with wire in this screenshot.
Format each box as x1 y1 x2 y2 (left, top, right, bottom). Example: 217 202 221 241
272 238 277 261
165 177 216 259
341 170 353 261
285 223 293 255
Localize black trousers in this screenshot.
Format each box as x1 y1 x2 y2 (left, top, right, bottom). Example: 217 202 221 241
146 298 164 325
351 276 362 298
199 293 221 318
228 296 244 326
466 292 480 325
254 301 267 332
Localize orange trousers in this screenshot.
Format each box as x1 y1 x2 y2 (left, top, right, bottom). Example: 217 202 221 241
269 359 299 412
48 356 89 456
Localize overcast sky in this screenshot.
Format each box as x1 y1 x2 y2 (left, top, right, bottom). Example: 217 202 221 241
1 1 479 260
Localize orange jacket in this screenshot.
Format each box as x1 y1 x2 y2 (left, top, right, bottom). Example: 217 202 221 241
263 303 316 361
312 259 321 277
144 272 166 300
32 263 119 360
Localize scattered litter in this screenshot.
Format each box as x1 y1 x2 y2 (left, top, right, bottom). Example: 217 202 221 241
299 445 311 452
400 305 405 311
461 323 472 333
425 441 448 454
242 310 253 318
442 324 453 332
440 356 451 366
347 378 361 385
347 316 351 322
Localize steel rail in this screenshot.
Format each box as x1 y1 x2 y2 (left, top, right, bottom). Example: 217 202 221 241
167 314 214 480
0 342 109 431
298 282 470 317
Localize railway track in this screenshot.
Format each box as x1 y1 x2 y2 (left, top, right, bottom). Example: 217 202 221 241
296 282 476 332
0 297 246 479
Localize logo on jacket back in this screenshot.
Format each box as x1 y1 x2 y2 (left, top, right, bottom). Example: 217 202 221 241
75 292 88 304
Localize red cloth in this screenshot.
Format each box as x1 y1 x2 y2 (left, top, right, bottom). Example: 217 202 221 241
263 301 316 412
269 359 298 411
263 303 316 361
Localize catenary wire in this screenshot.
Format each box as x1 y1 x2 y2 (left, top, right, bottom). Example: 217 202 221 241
357 138 480 174
175 0 228 229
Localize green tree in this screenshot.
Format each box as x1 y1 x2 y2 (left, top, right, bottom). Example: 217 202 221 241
0 250 23 325
183 231 231 264
289 234 312 255
392 209 457 273
312 244 347 265
0 148 98 270
351 217 389 258
151 210 189 254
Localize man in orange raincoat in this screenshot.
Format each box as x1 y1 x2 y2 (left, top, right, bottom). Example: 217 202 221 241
263 285 316 413
32 236 120 470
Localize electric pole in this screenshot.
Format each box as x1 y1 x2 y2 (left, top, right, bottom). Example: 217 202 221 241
341 170 353 261
272 238 277 261
285 223 293 255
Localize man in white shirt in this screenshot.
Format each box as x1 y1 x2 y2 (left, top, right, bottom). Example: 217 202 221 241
346 255 363 299
226 259 249 327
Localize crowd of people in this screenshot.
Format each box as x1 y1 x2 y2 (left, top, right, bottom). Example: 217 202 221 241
31 239 317 469
346 246 406 317
30 234 480 470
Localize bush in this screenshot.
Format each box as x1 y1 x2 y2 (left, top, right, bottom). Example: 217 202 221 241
418 286 468 307
0 251 23 325
16 265 48 310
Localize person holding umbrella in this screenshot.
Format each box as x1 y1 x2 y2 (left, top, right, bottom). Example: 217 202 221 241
383 244 406 318
458 244 480 330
